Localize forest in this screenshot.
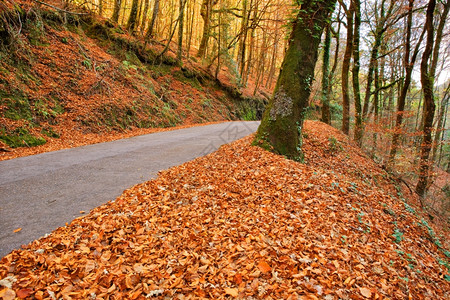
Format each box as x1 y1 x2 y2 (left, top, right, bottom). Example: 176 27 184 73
69 0 449 208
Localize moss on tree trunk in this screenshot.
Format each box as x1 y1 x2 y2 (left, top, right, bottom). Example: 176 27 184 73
254 0 336 161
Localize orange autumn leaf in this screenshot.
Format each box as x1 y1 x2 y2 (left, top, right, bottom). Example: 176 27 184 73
16 288 33 299
224 287 239 297
0 117 449 300
13 228 22 233
258 260 271 273
234 273 243 284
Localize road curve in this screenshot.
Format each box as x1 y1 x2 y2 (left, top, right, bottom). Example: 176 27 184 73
0 121 259 257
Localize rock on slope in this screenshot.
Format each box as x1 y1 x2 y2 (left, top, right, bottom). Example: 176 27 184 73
0 120 449 299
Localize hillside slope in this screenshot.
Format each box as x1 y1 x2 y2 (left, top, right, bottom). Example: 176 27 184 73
0 0 266 161
1 120 448 299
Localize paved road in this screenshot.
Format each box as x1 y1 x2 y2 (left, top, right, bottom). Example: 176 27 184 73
0 121 259 257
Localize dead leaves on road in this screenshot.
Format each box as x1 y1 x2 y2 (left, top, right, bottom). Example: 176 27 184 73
0 121 449 299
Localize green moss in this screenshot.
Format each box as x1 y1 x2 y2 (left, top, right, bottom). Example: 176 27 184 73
1 90 32 121
34 98 64 121
26 18 48 46
41 126 60 138
86 22 112 40
41 10 63 29
173 70 203 91
0 127 46 148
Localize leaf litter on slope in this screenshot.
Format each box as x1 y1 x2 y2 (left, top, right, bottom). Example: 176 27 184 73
0 121 449 299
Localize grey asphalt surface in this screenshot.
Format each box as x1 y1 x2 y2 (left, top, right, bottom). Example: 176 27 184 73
0 121 259 258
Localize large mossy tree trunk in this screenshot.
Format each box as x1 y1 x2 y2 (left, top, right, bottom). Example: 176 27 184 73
254 0 336 161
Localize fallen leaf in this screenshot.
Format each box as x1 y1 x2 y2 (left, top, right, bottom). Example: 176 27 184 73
0 288 16 300
17 288 33 298
360 287 372 298
0 276 17 289
34 290 44 300
258 260 271 273
224 287 239 297
85 260 96 273
13 228 22 233
234 273 243 284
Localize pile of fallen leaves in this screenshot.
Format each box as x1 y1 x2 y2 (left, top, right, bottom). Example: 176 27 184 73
1 121 449 299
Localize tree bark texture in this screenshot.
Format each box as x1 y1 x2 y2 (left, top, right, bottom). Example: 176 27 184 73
254 0 337 161
197 0 217 58
127 0 140 32
352 0 362 146
341 0 354 135
321 22 331 124
388 0 422 166
112 0 122 23
177 0 186 61
415 0 436 198
145 0 160 39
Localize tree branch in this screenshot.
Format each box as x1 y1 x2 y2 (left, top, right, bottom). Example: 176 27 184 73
33 0 88 15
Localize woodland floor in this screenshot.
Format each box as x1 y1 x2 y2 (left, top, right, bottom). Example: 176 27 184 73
0 120 449 299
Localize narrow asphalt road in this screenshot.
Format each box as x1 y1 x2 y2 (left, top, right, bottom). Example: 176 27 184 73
0 121 259 257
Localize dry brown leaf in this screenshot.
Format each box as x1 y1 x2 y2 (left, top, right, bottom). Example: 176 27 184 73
224 287 239 297
0 288 16 300
359 287 372 298
16 288 33 299
1 121 449 299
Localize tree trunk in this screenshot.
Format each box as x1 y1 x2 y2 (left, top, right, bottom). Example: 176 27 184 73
145 0 160 39
243 15 256 87
254 0 337 161
265 8 280 89
327 9 341 124
430 0 450 79
387 0 422 166
197 0 216 58
341 0 354 135
371 58 380 158
321 22 331 124
155 1 185 62
265 29 279 88
432 84 449 162
177 0 186 61
238 0 251 80
136 0 145 31
186 0 196 56
140 0 150 35
416 0 436 198
352 0 363 145
127 0 140 32
112 0 122 23
99 0 104 16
